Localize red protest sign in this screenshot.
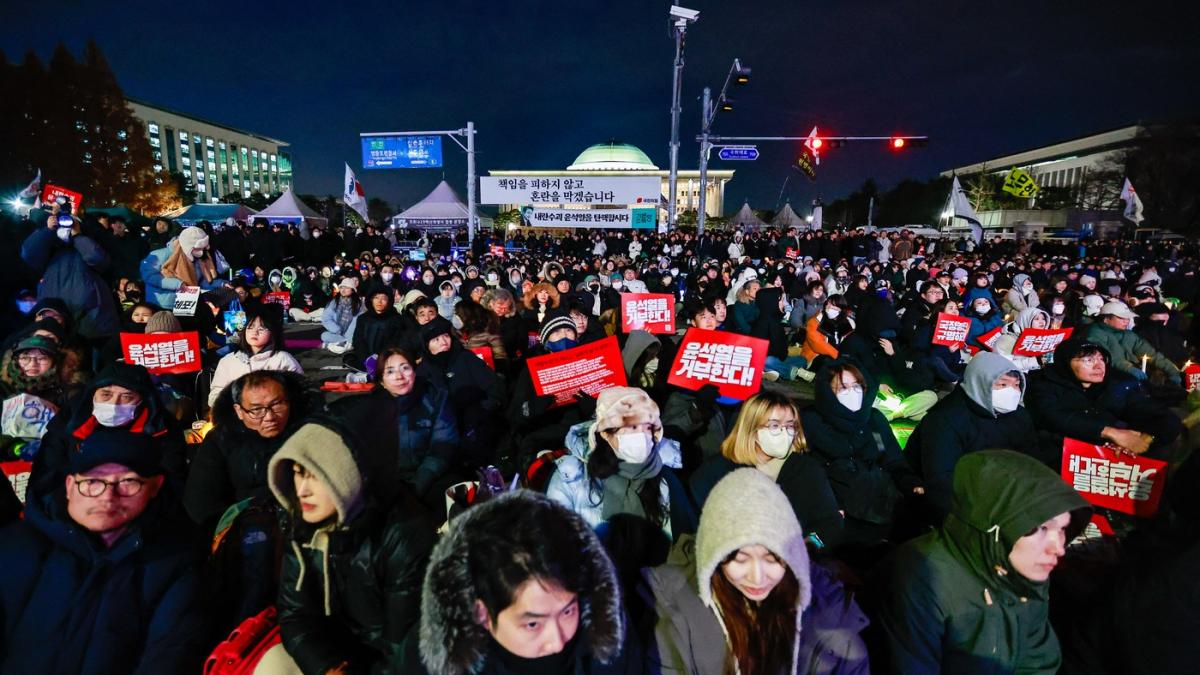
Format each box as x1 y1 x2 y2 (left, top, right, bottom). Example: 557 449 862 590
931 312 971 348
1012 327 1072 357
262 291 291 312
785 247 799 259
41 183 83 211
489 245 505 257
527 336 627 408
120 331 202 374
1061 438 1166 517
667 328 769 401
1183 363 1200 392
620 293 676 334
977 325 1003 351
2 460 32 505
469 346 496 370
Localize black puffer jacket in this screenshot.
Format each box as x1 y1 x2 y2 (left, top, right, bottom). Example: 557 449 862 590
801 358 922 527
269 419 437 675
352 296 406 370
416 319 506 466
749 286 789 359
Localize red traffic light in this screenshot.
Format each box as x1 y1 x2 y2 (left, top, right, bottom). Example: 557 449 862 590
811 138 824 150
891 137 906 149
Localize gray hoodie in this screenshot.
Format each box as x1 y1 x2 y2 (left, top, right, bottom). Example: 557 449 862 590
961 352 1025 418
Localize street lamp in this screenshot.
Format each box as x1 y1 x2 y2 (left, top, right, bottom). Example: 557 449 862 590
666 4 699 233
697 58 750 235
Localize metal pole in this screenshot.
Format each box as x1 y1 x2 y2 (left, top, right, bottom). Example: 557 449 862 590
667 17 685 232
696 87 711 235
466 121 476 245
867 195 874 229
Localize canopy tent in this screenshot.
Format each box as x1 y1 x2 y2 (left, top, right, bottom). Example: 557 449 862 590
254 188 328 238
87 205 152 229
158 203 258 225
729 200 767 231
390 180 493 233
771 201 804 229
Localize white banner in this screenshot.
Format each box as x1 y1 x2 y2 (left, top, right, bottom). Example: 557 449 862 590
523 207 657 229
480 176 662 205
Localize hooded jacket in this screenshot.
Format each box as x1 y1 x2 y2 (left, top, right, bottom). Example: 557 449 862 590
417 490 638 675
876 450 1090 675
353 288 408 370
0 433 206 674
801 358 922 527
965 295 1005 350
1003 273 1041 315
908 352 1038 518
750 286 790 359
644 469 869 675
416 317 506 459
20 226 120 339
139 240 230 310
268 420 437 675
993 307 1051 373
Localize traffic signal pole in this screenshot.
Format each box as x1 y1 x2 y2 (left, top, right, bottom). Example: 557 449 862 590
697 87 712 235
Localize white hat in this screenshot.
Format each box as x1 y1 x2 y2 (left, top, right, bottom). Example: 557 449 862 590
1099 300 1137 320
337 277 359 291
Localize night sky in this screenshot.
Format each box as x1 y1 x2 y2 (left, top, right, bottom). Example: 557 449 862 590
4 0 1197 218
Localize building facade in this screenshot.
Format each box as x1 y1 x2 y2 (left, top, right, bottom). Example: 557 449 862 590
127 99 292 203
489 142 733 225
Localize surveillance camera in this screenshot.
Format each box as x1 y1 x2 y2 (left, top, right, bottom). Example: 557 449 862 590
669 5 699 21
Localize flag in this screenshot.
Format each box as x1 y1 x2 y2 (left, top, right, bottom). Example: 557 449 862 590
950 177 984 244
17 169 40 200
1119 178 1144 224
343 163 369 221
810 199 823 230
1001 168 1039 198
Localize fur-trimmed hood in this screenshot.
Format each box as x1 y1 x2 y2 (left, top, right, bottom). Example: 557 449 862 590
418 490 625 674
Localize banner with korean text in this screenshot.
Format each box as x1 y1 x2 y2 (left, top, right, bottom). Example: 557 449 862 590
262 291 291 312
1061 438 1166 517
1183 363 1200 392
620 293 676 334
480 176 662 205
668 328 768 401
1011 327 1073 357
527 336 627 408
120 332 202 374
526 207 657 229
931 313 971 348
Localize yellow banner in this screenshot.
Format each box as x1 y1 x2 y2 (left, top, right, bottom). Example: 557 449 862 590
1002 168 1039 198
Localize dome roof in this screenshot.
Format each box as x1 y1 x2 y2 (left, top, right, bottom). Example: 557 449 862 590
568 142 659 170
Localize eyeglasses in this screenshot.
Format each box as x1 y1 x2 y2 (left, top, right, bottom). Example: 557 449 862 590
73 476 148 498
246 325 271 335
17 354 51 365
760 421 798 436
1072 355 1106 366
237 399 289 420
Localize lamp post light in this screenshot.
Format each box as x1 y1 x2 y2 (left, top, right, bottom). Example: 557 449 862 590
697 59 750 235
666 4 699 233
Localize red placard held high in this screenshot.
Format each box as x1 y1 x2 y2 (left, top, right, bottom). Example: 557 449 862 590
620 293 676 334
527 336 627 408
667 328 769 401
1012 327 1073 357
931 312 971 349
120 331 202 374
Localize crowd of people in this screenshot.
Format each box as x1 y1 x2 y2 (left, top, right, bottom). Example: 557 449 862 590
0 199 1197 674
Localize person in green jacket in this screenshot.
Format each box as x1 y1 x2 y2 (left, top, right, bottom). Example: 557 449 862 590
875 450 1091 675
1086 300 1182 386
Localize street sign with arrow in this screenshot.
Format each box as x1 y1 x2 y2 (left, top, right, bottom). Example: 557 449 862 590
717 146 759 161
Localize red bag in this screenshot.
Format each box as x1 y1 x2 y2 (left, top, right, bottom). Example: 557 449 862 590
204 606 283 675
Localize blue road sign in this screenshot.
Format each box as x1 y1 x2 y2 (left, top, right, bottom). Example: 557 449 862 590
717 146 759 161
362 135 443 169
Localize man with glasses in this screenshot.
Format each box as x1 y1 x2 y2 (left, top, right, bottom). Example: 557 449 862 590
0 428 207 673
1026 339 1181 462
184 370 310 528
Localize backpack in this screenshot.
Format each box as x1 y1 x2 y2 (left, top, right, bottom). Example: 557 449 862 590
203 606 286 675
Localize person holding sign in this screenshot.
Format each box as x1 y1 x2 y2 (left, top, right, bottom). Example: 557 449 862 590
875 450 1090 675
964 295 1004 353
1025 339 1181 463
141 225 229 311
993 307 1052 373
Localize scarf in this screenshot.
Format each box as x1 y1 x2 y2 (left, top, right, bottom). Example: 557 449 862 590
600 449 664 522
161 242 216 286
331 297 356 332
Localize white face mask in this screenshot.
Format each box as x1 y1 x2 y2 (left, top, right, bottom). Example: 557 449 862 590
992 387 1022 414
1051 302 1065 315
756 429 794 459
836 389 863 412
614 432 652 464
825 307 841 320
380 272 394 283
974 302 990 314
93 402 138 428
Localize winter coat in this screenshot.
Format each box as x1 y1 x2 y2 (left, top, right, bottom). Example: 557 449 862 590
416 339 506 462
907 352 1038 519
139 243 229 310
546 421 696 540
1002 274 1041 315
415 490 641 675
330 383 459 499
726 299 759 335
875 450 1090 675
965 300 1005 350
0 457 206 674
321 296 364 338
802 359 922 527
801 313 853 364
750 287 789 359
789 294 825 330
269 421 437 675
689 453 845 550
207 347 303 408
20 227 119 338
352 306 407 370
660 387 727 467
1086 321 1182 385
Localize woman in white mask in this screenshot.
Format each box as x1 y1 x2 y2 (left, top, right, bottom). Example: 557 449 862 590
800 360 925 545
546 387 696 579
691 391 845 550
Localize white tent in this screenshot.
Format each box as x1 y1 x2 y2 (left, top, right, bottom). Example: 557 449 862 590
390 180 493 233
254 188 328 238
771 201 804 229
729 200 767 231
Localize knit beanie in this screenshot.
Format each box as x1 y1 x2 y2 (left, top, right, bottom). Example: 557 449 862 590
696 468 812 613
539 312 577 344
178 226 209 261
590 386 662 452
145 310 182 334
268 422 364 525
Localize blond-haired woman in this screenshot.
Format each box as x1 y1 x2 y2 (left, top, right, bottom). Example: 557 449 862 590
689 390 844 550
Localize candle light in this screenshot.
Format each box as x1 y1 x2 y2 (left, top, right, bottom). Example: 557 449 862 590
1141 354 1149 373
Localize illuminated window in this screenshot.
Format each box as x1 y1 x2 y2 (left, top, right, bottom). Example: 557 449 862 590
148 123 160 134
116 130 127 140
206 138 214 147
153 163 163 172
179 131 189 141
182 156 191 167
150 137 161 148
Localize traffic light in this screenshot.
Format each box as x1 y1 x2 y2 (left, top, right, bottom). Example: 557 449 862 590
890 137 906 150
888 136 928 150
810 137 823 151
